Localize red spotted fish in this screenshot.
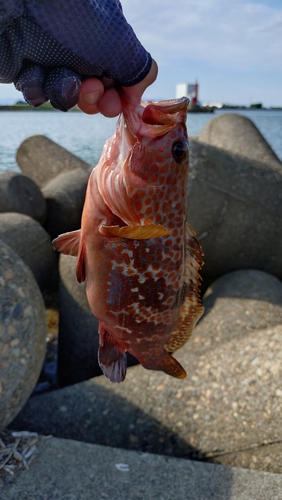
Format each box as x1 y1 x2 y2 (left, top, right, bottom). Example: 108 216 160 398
53 93 204 383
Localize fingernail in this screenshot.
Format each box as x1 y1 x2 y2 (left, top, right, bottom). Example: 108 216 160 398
82 91 101 104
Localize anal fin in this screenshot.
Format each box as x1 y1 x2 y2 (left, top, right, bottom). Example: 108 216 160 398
142 351 187 379
100 224 170 239
98 325 127 383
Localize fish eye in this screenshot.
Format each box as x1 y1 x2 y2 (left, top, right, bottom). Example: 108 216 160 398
172 140 188 163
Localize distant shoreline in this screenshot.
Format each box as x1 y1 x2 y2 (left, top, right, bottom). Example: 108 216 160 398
0 104 80 112
0 103 281 112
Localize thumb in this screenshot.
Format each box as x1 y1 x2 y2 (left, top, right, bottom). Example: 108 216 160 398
121 59 158 103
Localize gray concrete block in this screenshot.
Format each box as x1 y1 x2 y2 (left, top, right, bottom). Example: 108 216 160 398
42 168 89 240
187 139 282 279
57 254 101 386
16 135 92 188
0 213 57 291
0 171 46 224
0 240 47 432
198 113 282 167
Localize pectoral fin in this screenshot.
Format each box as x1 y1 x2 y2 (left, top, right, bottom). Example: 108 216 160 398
100 224 170 239
52 230 81 256
98 325 127 383
52 230 86 283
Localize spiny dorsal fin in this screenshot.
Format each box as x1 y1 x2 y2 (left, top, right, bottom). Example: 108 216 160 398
165 222 204 353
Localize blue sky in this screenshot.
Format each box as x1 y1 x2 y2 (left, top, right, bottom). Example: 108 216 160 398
0 0 281 106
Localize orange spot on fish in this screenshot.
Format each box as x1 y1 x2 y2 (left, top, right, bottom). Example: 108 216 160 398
144 217 153 224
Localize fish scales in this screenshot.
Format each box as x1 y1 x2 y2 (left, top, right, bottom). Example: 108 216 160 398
53 93 204 383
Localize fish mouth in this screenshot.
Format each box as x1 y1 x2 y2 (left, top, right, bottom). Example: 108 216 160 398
120 91 189 140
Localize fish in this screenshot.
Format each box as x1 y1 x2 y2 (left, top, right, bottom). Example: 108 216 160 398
53 93 204 383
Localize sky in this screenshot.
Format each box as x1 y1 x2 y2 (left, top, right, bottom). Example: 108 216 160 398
0 0 281 107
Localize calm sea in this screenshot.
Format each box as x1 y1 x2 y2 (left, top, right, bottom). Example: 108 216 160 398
0 108 281 173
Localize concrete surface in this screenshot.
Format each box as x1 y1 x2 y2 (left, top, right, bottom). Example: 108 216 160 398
10 325 282 473
1 436 282 500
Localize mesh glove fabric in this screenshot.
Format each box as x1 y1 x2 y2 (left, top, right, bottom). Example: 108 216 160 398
0 0 152 111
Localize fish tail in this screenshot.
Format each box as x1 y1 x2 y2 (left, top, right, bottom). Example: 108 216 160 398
98 325 127 383
142 351 187 379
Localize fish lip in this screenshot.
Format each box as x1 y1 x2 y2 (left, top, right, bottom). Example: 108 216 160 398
120 92 189 140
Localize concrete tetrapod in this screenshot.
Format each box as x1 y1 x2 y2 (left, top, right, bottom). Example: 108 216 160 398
0 240 47 432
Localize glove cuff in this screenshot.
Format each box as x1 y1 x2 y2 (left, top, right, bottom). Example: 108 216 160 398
121 53 152 87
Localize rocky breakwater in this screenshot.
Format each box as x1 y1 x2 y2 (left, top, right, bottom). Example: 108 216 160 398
0 212 57 292
198 112 281 167
2 114 282 477
187 114 282 281
10 270 282 473
0 136 93 432
0 240 47 432
17 135 92 239
0 171 46 224
53 113 282 391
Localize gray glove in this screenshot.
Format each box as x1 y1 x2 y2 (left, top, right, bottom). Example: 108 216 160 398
0 0 152 111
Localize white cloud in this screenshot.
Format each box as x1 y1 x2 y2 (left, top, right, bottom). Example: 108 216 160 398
122 0 282 71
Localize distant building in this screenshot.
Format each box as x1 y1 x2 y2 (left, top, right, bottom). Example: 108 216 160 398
176 81 198 105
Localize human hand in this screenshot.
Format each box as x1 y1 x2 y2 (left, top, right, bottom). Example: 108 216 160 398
78 59 158 116
0 0 157 115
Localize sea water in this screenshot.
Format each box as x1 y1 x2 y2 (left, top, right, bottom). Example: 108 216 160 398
0 108 281 173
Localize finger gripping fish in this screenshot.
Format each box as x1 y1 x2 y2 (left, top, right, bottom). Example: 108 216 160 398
53 93 204 383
